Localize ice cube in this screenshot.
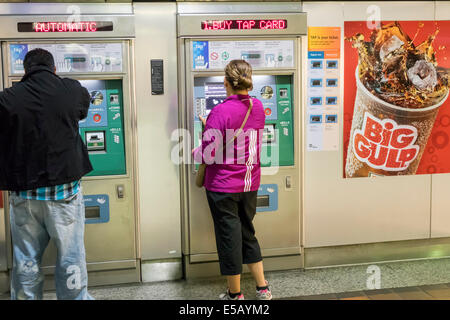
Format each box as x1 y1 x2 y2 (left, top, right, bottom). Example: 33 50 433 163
379 35 404 61
407 60 438 91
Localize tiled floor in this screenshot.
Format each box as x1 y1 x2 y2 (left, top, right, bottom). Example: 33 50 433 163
287 283 450 300
3 257 450 300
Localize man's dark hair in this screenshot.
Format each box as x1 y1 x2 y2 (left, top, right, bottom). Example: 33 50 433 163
23 48 55 73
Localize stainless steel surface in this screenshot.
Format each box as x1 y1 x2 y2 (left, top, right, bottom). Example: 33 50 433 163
190 247 301 263
178 5 304 277
304 237 450 269
0 272 8 294
1 38 139 285
0 15 135 40
41 260 137 274
177 13 307 37
42 262 140 291
133 2 181 261
177 2 302 14
184 254 302 279
141 258 183 283
0 3 133 15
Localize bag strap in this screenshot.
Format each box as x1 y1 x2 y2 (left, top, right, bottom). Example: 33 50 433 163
224 98 253 149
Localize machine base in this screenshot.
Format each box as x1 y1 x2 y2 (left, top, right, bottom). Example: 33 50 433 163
0 261 141 296
305 237 450 269
42 260 141 291
141 258 183 283
0 271 8 294
184 254 303 279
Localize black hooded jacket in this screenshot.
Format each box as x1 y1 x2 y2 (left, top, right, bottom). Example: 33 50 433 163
0 65 93 191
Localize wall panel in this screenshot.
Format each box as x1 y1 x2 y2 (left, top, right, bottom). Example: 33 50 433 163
302 1 434 247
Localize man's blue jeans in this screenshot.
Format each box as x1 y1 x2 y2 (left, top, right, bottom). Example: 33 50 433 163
9 191 93 300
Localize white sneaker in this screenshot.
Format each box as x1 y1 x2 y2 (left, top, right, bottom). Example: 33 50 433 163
256 281 272 300
219 289 245 300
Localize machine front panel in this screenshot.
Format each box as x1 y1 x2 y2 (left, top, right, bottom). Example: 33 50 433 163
79 79 126 176
2 39 137 278
185 38 301 260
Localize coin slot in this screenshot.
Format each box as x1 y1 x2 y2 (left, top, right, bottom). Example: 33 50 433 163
279 88 288 98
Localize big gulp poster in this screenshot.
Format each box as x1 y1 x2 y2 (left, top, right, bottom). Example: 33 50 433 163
344 21 450 178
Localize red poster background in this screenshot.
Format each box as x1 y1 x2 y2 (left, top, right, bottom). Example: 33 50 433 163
344 21 450 177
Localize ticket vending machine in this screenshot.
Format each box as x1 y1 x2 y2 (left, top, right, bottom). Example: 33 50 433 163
178 11 307 277
0 5 139 289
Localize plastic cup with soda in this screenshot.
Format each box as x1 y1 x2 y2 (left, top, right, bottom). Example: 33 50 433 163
345 67 449 178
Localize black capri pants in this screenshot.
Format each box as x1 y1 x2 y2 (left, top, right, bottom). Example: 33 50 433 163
206 189 263 276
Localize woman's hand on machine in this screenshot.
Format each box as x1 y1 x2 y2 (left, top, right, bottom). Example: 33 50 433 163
192 114 206 156
199 114 206 127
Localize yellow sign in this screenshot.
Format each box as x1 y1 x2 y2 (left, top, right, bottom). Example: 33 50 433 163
308 27 341 57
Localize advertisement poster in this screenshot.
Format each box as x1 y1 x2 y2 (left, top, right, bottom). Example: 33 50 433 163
306 27 340 151
192 40 294 70
344 21 450 178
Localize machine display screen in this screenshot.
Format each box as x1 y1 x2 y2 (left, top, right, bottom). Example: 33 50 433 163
201 19 287 30
17 21 113 33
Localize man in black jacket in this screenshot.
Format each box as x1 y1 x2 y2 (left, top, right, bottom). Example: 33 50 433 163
0 48 94 300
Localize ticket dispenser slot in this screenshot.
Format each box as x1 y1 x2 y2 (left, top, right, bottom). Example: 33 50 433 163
85 131 106 152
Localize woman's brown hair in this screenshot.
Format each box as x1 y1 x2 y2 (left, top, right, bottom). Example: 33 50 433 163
225 59 253 91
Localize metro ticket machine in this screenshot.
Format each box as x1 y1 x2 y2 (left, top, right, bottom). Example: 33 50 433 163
177 8 307 277
0 4 139 290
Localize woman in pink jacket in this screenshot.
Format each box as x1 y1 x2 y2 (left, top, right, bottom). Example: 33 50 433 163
193 60 272 300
